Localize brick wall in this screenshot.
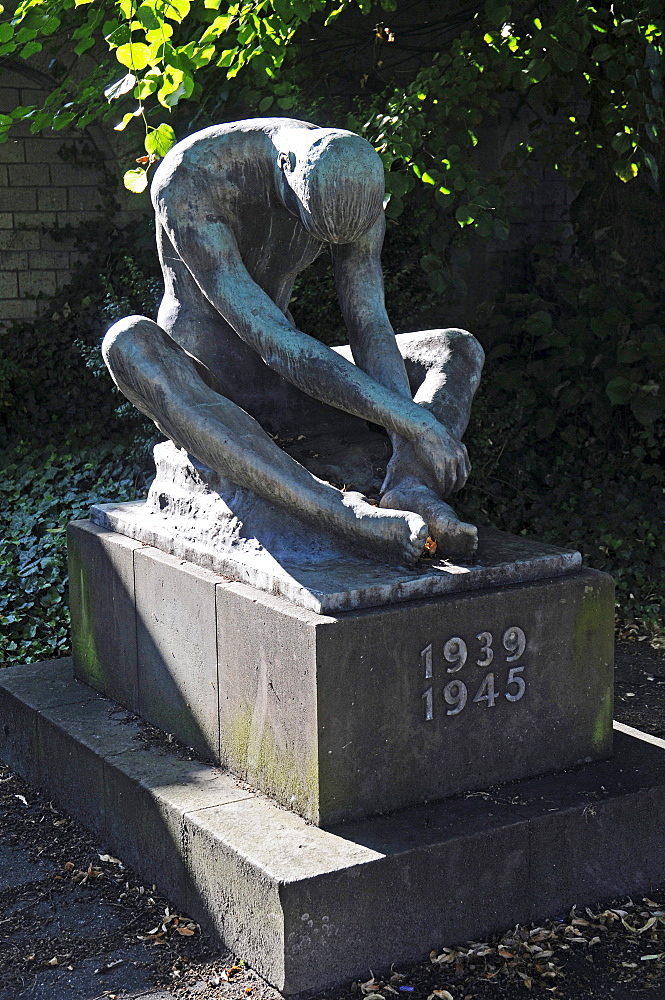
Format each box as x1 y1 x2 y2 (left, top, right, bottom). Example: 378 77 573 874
0 65 144 324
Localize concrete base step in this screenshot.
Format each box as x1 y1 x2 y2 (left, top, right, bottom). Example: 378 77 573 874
2 659 665 994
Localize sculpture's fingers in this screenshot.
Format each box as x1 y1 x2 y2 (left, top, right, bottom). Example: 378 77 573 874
462 443 472 479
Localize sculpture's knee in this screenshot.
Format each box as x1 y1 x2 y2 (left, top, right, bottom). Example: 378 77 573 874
102 315 160 370
443 328 485 375
101 315 168 404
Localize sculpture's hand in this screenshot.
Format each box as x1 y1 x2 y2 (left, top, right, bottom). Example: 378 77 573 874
412 419 471 497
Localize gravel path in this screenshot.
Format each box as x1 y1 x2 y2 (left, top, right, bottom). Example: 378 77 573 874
1 639 664 1000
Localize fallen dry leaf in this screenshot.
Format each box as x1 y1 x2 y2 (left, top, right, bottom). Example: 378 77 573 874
221 965 245 981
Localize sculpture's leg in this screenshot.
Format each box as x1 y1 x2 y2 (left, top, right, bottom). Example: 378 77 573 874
377 328 485 559
102 316 428 564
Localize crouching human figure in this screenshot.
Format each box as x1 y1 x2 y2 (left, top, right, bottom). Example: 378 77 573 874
103 118 484 565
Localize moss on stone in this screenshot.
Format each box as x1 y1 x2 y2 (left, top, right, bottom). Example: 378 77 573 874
223 705 320 821
68 538 104 689
573 577 614 752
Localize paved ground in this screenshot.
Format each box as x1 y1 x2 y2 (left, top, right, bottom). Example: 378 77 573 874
1 638 664 1000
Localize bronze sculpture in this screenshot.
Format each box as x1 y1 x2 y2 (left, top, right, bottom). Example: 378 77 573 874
103 118 484 564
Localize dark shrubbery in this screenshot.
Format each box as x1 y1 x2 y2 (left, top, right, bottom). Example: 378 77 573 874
1 1 663 662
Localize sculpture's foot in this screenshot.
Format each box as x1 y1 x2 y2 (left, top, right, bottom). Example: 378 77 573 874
379 475 478 561
332 490 428 565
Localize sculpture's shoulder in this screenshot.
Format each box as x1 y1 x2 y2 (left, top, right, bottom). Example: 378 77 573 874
151 118 317 210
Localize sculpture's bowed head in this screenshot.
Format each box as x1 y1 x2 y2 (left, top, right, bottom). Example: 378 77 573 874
276 126 385 244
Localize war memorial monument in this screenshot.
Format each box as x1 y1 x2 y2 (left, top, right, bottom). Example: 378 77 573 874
1 119 664 993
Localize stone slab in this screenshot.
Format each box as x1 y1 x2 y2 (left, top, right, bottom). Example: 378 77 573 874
69 518 614 823
90 497 582 613
218 568 614 824
67 520 142 712
1 659 665 995
134 546 221 759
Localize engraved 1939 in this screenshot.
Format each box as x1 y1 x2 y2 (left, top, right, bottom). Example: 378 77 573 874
420 627 527 722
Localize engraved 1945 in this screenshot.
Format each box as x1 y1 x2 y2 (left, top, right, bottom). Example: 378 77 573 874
420 627 527 721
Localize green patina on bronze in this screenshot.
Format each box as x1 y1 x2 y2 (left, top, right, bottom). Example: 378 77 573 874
222 704 320 821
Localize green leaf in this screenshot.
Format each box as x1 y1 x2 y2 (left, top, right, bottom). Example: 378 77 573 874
526 58 551 83
116 42 152 70
525 310 553 337
106 23 131 47
384 194 403 219
643 151 659 184
614 160 639 182
134 66 161 98
455 204 475 226
617 343 643 364
605 376 632 404
114 112 135 131
203 14 232 38
485 1 511 28
631 393 662 425
74 37 95 56
157 66 194 106
324 6 345 26
611 132 634 155
435 187 454 209
145 122 176 157
135 3 161 31
426 269 447 294
124 167 149 193
386 172 411 198
420 253 442 274
104 73 137 101
217 48 236 68
52 111 76 130
591 43 613 62
551 45 577 74
20 40 42 59
163 0 190 23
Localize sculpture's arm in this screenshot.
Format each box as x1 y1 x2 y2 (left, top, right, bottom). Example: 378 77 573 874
156 204 438 447
332 214 413 400
332 213 470 493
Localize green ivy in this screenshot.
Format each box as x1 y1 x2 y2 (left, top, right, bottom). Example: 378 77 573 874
0 441 152 666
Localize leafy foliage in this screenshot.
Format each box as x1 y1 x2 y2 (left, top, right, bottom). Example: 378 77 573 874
0 442 150 666
0 1 661 202
0 0 360 188
0 213 160 448
0 0 662 662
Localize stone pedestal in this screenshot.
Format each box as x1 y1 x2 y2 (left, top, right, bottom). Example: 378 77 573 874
87 440 583 614
68 519 614 826
1 661 663 996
